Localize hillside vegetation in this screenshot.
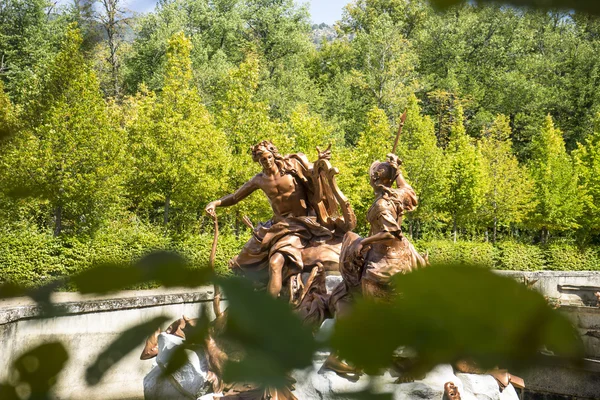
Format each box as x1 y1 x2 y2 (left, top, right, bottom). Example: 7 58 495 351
1 0 600 285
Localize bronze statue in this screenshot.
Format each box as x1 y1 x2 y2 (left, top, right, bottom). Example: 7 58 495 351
453 360 525 391
327 153 428 317
205 141 355 298
305 153 429 379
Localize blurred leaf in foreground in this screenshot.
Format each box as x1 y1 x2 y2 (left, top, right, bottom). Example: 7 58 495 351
86 316 169 385
0 342 69 400
332 263 584 375
429 0 600 16
72 251 212 294
217 277 317 388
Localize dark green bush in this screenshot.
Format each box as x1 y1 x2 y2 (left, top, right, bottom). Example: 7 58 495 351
544 243 600 271
0 224 64 287
0 219 249 287
416 239 496 268
495 242 546 271
4 222 600 289
176 232 246 276
88 218 171 267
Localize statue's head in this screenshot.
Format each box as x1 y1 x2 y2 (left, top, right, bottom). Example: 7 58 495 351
369 154 401 189
251 140 285 173
369 161 395 189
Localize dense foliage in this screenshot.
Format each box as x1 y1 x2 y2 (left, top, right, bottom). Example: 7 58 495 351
1 0 600 285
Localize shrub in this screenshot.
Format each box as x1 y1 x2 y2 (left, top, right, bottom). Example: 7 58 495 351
0 224 64 287
88 218 172 266
544 243 600 271
495 242 546 271
417 239 496 268
176 232 246 276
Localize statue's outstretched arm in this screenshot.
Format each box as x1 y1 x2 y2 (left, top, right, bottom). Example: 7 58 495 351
205 178 258 218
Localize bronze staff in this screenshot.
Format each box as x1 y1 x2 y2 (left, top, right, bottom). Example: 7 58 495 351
391 109 408 154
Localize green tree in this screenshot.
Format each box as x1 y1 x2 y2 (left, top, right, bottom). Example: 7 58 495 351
286 104 343 156
478 114 536 242
0 27 126 235
528 115 583 242
344 106 394 231
0 80 18 140
573 114 600 239
0 0 68 102
444 105 485 242
123 0 246 96
313 9 417 144
213 52 291 227
398 94 449 237
128 32 230 228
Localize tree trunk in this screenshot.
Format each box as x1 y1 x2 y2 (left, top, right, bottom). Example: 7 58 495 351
53 204 62 237
453 215 457 243
541 227 549 244
493 215 497 244
164 194 170 226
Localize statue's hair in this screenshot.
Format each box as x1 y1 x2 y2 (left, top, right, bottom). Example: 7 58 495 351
251 140 286 175
370 160 411 214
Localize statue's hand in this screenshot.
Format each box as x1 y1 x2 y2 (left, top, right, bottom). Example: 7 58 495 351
205 201 218 220
386 153 402 168
316 143 332 160
356 241 370 256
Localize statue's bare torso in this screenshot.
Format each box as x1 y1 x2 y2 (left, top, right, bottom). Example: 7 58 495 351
252 172 309 222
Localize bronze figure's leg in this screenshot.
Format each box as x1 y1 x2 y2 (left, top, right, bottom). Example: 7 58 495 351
321 353 362 382
268 252 286 297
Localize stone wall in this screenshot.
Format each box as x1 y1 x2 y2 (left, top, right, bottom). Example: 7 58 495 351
0 288 218 400
1 270 600 400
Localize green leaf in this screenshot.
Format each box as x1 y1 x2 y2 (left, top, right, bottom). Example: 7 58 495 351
429 0 600 16
332 263 584 375
72 251 212 294
217 277 317 387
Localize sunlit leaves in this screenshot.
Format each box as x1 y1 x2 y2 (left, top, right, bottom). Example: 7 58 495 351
573 120 600 237
444 105 486 239
127 32 231 228
218 277 317 387
332 263 584 375
478 114 536 240
528 115 583 235
429 0 600 16
0 27 127 236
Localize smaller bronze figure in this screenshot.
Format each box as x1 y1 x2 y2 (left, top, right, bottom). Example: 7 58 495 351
453 360 525 391
443 382 462 400
327 153 428 317
319 154 428 379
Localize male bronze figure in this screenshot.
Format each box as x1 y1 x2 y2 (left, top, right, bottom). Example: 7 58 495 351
205 140 355 298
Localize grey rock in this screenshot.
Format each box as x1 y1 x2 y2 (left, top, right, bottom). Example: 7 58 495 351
144 334 518 400
144 333 210 400
457 373 502 400
499 384 518 400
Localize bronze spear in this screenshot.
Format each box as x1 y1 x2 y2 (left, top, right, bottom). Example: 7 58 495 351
392 109 408 154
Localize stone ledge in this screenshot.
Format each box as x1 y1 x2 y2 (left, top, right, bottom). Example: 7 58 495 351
0 287 217 325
